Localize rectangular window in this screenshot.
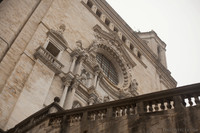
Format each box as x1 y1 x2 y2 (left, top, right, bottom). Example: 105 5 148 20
46 42 60 57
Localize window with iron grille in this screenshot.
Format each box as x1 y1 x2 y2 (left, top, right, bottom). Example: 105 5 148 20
96 53 118 85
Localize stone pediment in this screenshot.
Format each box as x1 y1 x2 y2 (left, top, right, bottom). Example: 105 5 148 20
47 29 68 49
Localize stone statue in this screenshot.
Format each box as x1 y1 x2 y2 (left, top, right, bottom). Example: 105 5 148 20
103 96 110 102
86 40 98 53
128 79 138 95
58 24 66 34
80 69 87 85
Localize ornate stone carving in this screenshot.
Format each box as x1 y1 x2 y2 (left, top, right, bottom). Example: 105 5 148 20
47 24 68 49
128 79 139 96
69 75 80 91
86 40 98 54
130 79 138 91
80 69 88 85
61 72 74 87
103 96 110 102
58 24 66 35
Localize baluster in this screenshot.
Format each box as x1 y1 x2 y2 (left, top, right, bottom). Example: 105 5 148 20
188 97 193 106
78 115 81 121
154 101 159 111
119 108 123 116
167 100 172 109
143 103 147 113
117 107 120 117
102 110 106 119
148 102 153 112
101 111 104 119
121 107 125 116
194 95 200 105
93 113 96 120
124 106 128 116
180 96 187 107
129 105 134 115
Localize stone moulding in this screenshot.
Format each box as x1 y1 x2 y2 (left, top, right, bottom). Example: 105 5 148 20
34 46 64 74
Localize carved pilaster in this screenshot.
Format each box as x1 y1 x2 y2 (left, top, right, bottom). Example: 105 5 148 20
64 75 80 109
59 73 74 107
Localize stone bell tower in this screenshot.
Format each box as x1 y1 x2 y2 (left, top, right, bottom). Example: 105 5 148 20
137 30 168 68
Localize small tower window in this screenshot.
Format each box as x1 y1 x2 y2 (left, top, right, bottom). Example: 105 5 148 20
114 27 118 32
105 18 110 26
46 42 60 57
87 0 93 8
157 46 160 55
130 44 134 51
122 35 126 43
96 9 102 17
137 51 142 59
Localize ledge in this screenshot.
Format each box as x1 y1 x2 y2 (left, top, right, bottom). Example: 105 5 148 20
34 46 64 74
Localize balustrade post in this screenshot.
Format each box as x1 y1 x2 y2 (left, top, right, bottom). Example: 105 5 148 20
173 96 185 111
106 107 113 119
136 101 145 114
81 111 88 132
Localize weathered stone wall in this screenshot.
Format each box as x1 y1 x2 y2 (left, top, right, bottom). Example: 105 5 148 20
0 0 176 130
0 0 54 129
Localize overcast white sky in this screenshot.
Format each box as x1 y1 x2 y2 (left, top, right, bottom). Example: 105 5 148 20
107 0 200 87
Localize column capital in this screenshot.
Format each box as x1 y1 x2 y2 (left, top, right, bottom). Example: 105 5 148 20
61 73 74 87
69 75 81 90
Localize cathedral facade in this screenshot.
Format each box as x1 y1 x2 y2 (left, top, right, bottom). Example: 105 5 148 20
0 0 176 131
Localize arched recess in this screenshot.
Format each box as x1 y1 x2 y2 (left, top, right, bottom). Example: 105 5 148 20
94 40 132 98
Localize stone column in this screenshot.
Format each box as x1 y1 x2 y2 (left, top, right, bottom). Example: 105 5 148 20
69 56 77 72
64 76 80 110
59 79 72 107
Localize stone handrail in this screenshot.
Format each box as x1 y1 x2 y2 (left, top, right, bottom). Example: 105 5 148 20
59 83 200 123
34 46 64 74
6 83 200 133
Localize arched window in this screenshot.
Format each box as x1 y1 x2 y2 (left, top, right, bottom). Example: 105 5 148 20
96 53 118 85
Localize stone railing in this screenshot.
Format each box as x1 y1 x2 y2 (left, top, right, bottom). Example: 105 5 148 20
60 83 200 124
6 83 200 133
34 46 64 74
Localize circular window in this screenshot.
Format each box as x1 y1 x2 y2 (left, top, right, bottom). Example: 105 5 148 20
96 53 119 85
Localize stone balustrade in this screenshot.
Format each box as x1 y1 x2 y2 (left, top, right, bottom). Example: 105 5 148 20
5 83 200 133
34 46 64 74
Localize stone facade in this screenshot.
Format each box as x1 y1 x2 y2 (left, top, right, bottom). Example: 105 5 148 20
0 0 176 131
